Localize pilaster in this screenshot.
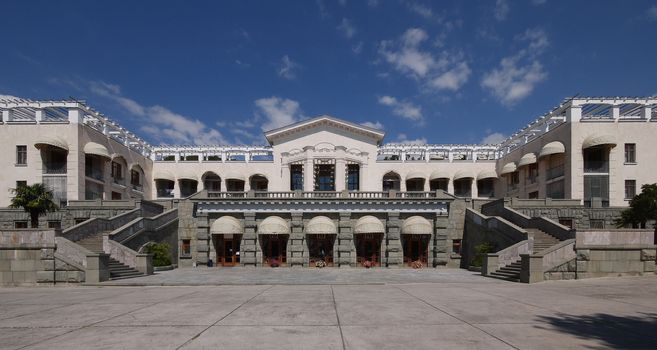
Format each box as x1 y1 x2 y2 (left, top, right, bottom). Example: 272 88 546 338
241 213 257 266
386 212 403 267
433 216 448 267
288 213 306 267
195 212 209 265
337 212 355 267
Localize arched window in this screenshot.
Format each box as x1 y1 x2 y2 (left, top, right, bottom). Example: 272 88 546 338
202 172 221 192
382 172 401 191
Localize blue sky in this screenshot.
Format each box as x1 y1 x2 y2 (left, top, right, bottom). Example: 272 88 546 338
1 0 656 146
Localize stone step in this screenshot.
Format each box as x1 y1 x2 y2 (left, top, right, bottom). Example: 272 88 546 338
489 273 520 282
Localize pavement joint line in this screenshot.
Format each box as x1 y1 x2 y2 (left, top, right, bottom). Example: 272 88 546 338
175 284 275 350
393 285 521 350
14 288 202 350
331 285 348 350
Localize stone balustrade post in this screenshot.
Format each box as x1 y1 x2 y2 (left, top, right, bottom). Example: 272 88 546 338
386 212 403 267
241 212 257 267
135 253 153 275
85 253 109 283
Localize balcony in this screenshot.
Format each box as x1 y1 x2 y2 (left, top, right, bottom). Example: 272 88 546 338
205 191 443 199
546 165 565 180
583 161 609 173
112 176 124 185
85 169 104 182
157 189 174 198
43 163 67 175
131 183 143 192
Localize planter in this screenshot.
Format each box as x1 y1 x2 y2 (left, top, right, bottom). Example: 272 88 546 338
154 265 175 272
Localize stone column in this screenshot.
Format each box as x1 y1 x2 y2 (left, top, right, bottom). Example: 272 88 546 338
281 164 290 190
85 253 110 283
470 178 478 199
433 216 449 267
288 213 306 267
337 212 355 267
220 178 227 192
304 158 314 192
447 179 454 196
386 212 403 267
241 213 257 267
335 159 346 192
195 212 210 266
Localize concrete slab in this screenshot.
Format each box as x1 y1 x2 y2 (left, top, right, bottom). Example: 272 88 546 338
219 300 338 326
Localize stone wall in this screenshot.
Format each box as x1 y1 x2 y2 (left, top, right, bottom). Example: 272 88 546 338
503 198 624 230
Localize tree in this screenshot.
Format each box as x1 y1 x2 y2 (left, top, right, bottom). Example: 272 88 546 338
9 183 59 228
615 184 657 229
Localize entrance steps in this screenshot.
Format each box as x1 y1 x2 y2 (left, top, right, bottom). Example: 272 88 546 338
490 229 561 283
74 232 144 280
489 261 521 282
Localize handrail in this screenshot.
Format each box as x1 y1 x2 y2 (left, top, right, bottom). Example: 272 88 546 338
61 208 141 242
204 190 444 199
54 236 95 268
108 208 178 244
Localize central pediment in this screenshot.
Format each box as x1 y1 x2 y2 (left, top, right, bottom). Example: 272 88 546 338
264 115 385 146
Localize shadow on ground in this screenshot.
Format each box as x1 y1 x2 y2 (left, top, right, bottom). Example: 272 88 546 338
536 313 657 349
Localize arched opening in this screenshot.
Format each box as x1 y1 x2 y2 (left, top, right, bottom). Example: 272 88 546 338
430 178 449 192
110 156 127 186
453 178 472 197
179 179 198 198
211 216 243 267
130 164 144 192
258 216 290 267
401 216 432 267
250 174 269 192
155 179 175 198
405 173 426 192
35 138 68 206
382 172 401 191
354 216 384 267
202 172 221 192
226 179 245 192
306 216 337 267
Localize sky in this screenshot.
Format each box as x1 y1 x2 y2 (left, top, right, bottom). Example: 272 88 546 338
1 0 656 146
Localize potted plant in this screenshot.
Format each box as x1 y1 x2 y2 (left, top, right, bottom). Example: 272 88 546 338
411 260 423 269
315 260 326 268
269 258 280 267
363 260 372 269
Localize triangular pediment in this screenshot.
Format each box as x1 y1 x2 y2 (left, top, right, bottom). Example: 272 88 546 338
264 115 385 145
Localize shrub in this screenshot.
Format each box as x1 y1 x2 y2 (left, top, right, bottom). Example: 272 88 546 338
471 242 495 267
144 242 172 267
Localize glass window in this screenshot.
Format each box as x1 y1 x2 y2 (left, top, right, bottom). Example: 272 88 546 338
47 221 61 229
14 221 28 229
347 164 359 191
181 239 191 256
624 143 636 163
546 179 565 199
111 162 123 180
131 170 141 186
454 178 472 197
314 163 335 191
625 180 636 199
583 175 609 207
16 145 27 165
290 164 303 191
583 146 609 173
527 163 538 184
451 239 462 255
589 219 605 229
430 179 448 192
382 172 401 191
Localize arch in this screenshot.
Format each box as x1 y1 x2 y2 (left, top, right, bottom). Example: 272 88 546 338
453 170 474 181
153 171 175 181
34 136 69 151
401 216 432 235
306 216 337 234
258 216 290 234
382 171 401 191
476 170 498 180
539 141 566 158
177 170 198 181
211 216 243 234
354 215 385 234
405 171 425 180
517 153 537 167
429 170 450 180
202 171 221 191
314 142 336 151
582 134 617 149
249 174 269 191
499 162 517 176
225 172 245 181
83 142 111 160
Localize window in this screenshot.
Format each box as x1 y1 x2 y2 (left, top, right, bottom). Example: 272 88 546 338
16 145 27 165
111 191 122 200
75 218 89 225
314 161 335 191
527 163 538 184
477 178 494 198
290 164 303 191
451 239 462 255
507 171 519 191
14 221 28 229
546 179 565 199
528 191 539 199
111 162 123 181
454 178 472 197
47 221 61 229
382 172 401 191
347 164 360 191
131 170 141 187
583 146 609 173
584 175 609 207
589 219 605 229
625 180 636 199
181 239 191 256
624 143 636 163
16 181 27 189
559 218 574 229
430 179 448 192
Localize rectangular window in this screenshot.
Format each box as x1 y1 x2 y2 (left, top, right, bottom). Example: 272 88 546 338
14 221 28 229
589 219 605 229
181 239 191 256
347 164 360 191
47 221 61 229
546 179 565 199
451 239 462 255
290 164 303 191
583 146 609 173
527 163 538 184
528 191 539 199
16 145 27 165
130 170 141 186
624 143 636 163
16 180 27 189
584 175 609 207
111 162 123 180
75 218 89 225
559 218 574 229
625 180 636 199
314 161 335 191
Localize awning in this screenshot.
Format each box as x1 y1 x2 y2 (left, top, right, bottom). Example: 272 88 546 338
538 141 566 158
517 153 537 167
225 172 245 181
405 171 425 180
153 171 175 182
401 216 432 235
429 170 450 180
258 216 290 234
499 162 517 176
354 215 385 234
477 170 498 180
211 216 243 234
305 216 337 234
453 170 474 180
34 136 69 151
83 142 111 160
582 134 617 149
177 171 198 181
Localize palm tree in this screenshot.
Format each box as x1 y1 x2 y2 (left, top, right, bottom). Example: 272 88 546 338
9 183 59 228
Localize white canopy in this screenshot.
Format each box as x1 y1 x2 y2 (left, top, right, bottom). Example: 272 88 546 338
538 141 566 158
582 134 617 149
477 170 498 180
453 170 474 180
405 171 425 180
34 136 69 151
83 142 111 159
258 216 290 235
401 216 432 235
211 216 243 234
354 215 385 234
153 171 175 182
517 153 537 167
429 170 450 180
177 171 198 181
499 162 517 176
306 216 337 234
225 172 245 181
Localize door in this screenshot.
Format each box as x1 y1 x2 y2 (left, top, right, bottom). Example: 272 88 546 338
402 234 429 267
215 235 241 267
262 234 288 266
355 233 382 267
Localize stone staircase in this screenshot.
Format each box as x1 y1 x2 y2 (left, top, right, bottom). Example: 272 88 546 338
75 233 144 280
489 228 560 282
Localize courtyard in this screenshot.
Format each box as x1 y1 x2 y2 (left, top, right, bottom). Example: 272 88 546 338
0 269 656 349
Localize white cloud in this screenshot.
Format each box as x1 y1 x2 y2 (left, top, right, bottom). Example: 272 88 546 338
407 2 433 19
337 18 356 39
378 28 471 92
361 121 384 130
480 132 507 144
378 95 423 122
90 81 228 145
494 0 510 21
481 27 550 106
396 133 427 145
367 0 379 7
278 55 299 80
352 41 363 54
255 96 302 131
648 6 657 20
429 61 471 91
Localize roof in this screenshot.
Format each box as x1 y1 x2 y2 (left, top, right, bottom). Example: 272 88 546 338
263 115 385 145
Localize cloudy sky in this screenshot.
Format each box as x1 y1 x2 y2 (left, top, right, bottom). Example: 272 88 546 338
1 0 656 146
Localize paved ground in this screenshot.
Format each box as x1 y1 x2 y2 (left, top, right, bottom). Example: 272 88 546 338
1 269 656 349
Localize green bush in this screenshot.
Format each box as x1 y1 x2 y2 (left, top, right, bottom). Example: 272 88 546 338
471 242 495 267
145 242 172 267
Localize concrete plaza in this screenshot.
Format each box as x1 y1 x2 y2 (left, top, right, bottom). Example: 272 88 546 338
1 269 656 349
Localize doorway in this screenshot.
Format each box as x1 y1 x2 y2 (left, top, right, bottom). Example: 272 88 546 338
401 234 430 267
214 234 242 267
260 234 288 266
307 234 335 267
355 233 383 267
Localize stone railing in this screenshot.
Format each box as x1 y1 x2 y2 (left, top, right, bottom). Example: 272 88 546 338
54 236 109 283
520 239 576 283
482 199 574 241
204 190 447 199
54 236 94 268
108 208 178 244
60 208 141 242
104 239 152 274
484 239 534 276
